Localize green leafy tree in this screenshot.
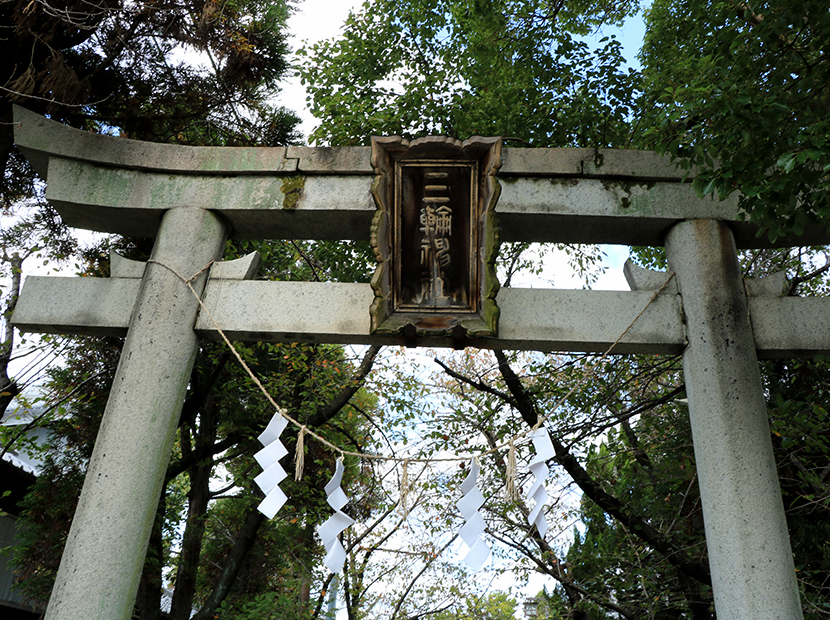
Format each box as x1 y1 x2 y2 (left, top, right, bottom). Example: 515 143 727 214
296 2 830 613
553 403 712 620
639 0 830 240
298 0 641 147
0 0 298 165
432 591 518 620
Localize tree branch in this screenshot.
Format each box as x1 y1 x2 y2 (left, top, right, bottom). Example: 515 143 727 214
191 505 265 620
787 255 830 296
389 533 459 620
434 357 516 408
493 349 712 587
165 431 248 482
305 345 381 428
490 530 639 620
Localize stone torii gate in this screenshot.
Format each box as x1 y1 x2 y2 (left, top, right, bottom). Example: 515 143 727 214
11 106 830 620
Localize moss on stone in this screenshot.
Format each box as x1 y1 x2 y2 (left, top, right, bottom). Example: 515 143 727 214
280 175 305 209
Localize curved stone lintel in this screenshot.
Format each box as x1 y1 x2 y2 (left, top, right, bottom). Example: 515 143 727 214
13 106 296 178
14 108 830 248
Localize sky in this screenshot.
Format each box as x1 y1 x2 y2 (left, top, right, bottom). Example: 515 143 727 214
276 0 364 138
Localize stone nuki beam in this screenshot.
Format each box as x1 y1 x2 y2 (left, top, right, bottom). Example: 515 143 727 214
13 272 830 358
14 106 830 248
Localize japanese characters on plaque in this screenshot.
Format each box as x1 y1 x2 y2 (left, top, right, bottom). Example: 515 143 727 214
400 162 473 311
420 174 453 272
370 136 502 343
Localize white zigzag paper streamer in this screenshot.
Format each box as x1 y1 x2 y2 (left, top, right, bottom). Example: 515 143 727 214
253 409 290 519
317 459 355 573
527 427 555 537
456 458 490 571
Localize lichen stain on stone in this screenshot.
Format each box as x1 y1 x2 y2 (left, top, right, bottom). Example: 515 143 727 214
280 175 305 209
601 179 657 211
547 177 579 187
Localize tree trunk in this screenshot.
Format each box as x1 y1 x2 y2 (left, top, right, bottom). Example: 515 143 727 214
135 488 165 620
191 507 265 620
1 253 23 417
170 459 211 619
171 398 216 619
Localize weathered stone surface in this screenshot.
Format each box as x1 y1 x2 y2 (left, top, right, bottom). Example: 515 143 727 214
666 219 803 620
14 106 296 177
584 149 692 180
45 158 373 238
44 208 228 620
491 287 684 354
191 284 830 356
53 160 810 247
745 271 787 296
197 281 375 345
19 274 830 359
110 251 146 278
42 153 784 246
498 148 691 180
209 252 261 280
752 296 830 357
13 109 687 180
13 276 141 336
623 260 679 294
15 107 830 248
287 145 373 173
499 148 587 176
194 281 687 353
496 177 741 245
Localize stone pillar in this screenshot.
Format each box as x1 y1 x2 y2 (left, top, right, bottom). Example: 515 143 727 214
666 219 802 620
46 208 227 620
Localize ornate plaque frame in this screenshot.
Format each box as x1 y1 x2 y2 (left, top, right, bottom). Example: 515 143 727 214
369 136 502 343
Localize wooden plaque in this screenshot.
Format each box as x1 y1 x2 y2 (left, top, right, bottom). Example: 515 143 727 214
369 136 502 343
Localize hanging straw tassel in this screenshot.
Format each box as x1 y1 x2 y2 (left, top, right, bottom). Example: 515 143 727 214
399 459 411 517
294 426 306 481
505 438 519 501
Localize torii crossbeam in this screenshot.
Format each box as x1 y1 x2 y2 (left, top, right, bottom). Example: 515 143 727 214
12 106 828 620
